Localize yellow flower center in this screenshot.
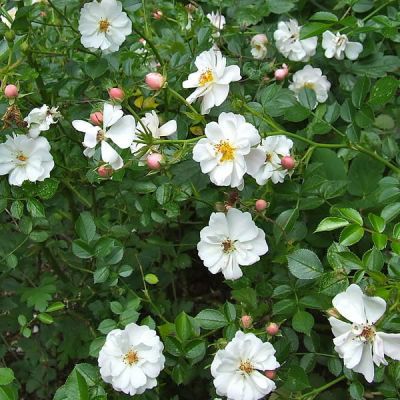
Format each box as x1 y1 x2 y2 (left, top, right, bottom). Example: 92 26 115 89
215 140 235 162
199 69 214 86
303 82 315 90
239 360 254 374
265 152 273 162
99 19 111 33
222 239 235 253
123 349 139 366
97 130 105 141
16 152 28 162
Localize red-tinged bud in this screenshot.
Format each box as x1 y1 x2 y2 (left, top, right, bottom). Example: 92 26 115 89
274 64 289 81
266 322 279 336
281 156 295 170
145 72 166 90
264 370 276 380
241 315 252 329
98 165 113 178
152 10 163 20
146 153 163 170
4 84 18 99
255 199 268 212
108 87 124 101
90 111 103 126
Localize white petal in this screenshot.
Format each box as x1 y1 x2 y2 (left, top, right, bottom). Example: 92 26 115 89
158 120 177 137
101 141 123 169
332 284 366 324
106 115 135 149
376 332 400 361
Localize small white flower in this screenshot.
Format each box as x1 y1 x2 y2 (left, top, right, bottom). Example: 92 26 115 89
183 48 241 114
250 34 268 60
72 103 135 170
192 112 261 189
1 7 17 28
322 31 363 60
198 208 268 280
245 135 293 185
98 323 165 396
207 11 226 31
24 105 61 138
274 19 317 62
211 331 279 400
0 134 54 186
78 0 132 54
289 65 331 107
329 284 400 383
131 111 177 158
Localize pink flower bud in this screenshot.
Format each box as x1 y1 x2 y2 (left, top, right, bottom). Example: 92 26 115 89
108 87 124 101
255 199 268 212
266 322 279 336
274 64 289 81
146 153 163 170
251 33 268 45
281 156 295 170
98 165 113 178
152 10 163 20
145 72 166 91
138 38 146 45
241 315 252 329
4 84 18 99
264 370 276 380
90 111 103 126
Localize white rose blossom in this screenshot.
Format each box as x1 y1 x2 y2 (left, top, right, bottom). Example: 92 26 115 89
250 34 268 60
245 135 294 185
322 31 363 60
182 48 241 114
274 19 317 62
289 65 331 107
197 208 268 280
329 284 400 383
24 105 61 138
192 112 261 189
78 0 132 54
72 103 135 170
131 111 177 158
98 323 165 396
207 11 226 35
211 331 279 400
0 134 54 186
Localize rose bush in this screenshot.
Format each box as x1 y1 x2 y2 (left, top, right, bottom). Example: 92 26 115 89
1 0 400 399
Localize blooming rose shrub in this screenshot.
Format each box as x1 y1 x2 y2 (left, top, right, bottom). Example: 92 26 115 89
0 0 400 399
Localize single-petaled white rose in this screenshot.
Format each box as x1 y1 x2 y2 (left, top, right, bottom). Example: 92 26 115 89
251 34 268 60
0 134 54 186
322 31 363 60
329 284 400 383
24 105 61 138
78 0 132 54
274 19 317 62
197 208 268 280
183 48 241 114
98 323 165 396
192 112 261 189
211 331 279 400
245 135 293 185
72 103 135 170
131 111 177 159
289 65 331 107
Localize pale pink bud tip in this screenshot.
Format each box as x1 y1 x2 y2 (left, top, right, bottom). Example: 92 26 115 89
145 73 166 90
266 322 279 336
264 370 276 380
90 112 103 126
153 10 163 20
241 315 252 329
98 165 113 178
147 153 163 170
252 34 268 44
108 87 124 101
255 199 268 212
274 64 289 81
281 156 295 170
4 84 18 99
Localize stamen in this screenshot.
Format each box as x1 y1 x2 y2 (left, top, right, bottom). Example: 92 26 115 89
199 69 214 86
214 140 235 162
123 349 139 365
99 19 111 33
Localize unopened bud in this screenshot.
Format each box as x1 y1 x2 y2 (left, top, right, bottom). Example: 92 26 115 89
266 322 279 336
108 87 124 101
90 111 103 126
255 199 268 212
274 64 289 81
4 84 18 99
241 315 252 329
98 165 113 178
146 153 163 170
326 308 341 319
264 370 276 380
145 72 166 91
281 156 295 170
152 10 163 20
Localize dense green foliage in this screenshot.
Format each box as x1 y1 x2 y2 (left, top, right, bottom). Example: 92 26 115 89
1 0 400 399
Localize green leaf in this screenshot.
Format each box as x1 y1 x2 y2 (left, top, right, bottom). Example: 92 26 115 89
0 368 15 385
300 22 332 40
175 312 192 342
284 365 311 391
349 381 365 400
287 249 324 279
372 233 387 250
64 368 89 400
46 302 65 313
195 309 228 330
89 337 106 358
10 200 23 219
315 217 350 232
93 266 109 284
368 213 386 233
144 273 159 285
292 310 314 336
37 313 54 324
298 87 317 110
273 208 299 242
72 240 93 259
185 339 206 360
26 199 45 218
368 76 398 105
84 58 108 79
310 11 338 22
333 208 363 226
98 319 116 334
75 212 96 242
339 225 364 246
351 76 370 109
